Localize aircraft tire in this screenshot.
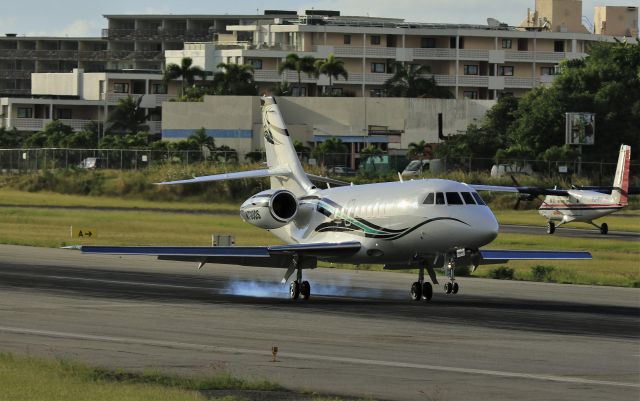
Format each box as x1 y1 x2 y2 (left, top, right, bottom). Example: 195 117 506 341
410 282 422 301
289 281 300 300
546 221 555 234
600 223 608 235
422 282 433 301
444 282 453 294
300 280 311 300
452 282 459 294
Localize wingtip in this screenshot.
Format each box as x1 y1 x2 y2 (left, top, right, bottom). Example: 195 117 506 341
62 245 82 250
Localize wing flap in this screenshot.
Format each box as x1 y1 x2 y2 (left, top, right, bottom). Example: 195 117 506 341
480 249 592 261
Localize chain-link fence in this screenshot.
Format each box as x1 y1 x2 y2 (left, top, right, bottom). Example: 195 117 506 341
0 148 635 185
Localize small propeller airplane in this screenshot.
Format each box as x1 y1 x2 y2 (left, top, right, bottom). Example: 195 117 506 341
69 97 592 302
473 145 632 235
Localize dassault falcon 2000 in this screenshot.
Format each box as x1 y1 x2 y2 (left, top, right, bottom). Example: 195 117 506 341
71 97 591 302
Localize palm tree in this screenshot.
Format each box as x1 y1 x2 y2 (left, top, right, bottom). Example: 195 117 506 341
384 62 452 98
293 139 311 160
106 96 149 135
314 53 348 95
278 54 316 96
313 136 347 167
187 127 215 151
360 144 384 171
407 140 432 173
212 63 257 95
163 57 207 96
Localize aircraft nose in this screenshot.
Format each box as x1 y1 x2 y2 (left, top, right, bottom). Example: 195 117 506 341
476 210 499 246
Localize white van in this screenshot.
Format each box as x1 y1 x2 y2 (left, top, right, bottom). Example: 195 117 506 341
401 159 443 176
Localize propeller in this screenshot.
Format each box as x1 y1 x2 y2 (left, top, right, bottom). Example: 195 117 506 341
511 175 541 210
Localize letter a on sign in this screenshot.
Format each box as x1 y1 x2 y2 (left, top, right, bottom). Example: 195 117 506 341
71 227 97 239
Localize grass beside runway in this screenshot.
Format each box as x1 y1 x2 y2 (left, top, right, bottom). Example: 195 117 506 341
0 190 637 287
0 352 279 401
493 209 640 233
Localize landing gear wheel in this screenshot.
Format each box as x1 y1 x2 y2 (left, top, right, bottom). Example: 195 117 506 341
546 221 556 234
600 223 608 235
444 282 453 294
422 282 433 301
289 281 300 300
410 281 422 301
300 280 311 300
452 282 459 294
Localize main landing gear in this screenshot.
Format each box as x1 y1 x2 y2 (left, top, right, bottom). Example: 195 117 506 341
288 264 311 301
547 220 609 235
410 256 462 302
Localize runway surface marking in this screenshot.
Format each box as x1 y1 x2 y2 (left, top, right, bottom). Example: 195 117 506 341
1 325 637 389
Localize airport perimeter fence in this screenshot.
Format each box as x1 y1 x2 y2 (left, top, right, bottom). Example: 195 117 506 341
0 148 635 184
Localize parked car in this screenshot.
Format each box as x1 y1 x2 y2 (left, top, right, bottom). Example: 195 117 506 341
490 163 533 177
327 166 356 176
77 157 105 169
401 159 443 176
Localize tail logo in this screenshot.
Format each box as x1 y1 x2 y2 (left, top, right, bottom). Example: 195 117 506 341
262 109 282 145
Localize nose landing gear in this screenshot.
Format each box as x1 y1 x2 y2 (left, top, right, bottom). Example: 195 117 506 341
443 259 460 295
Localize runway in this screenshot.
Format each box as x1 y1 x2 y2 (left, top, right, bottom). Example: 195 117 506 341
500 224 640 241
0 245 638 401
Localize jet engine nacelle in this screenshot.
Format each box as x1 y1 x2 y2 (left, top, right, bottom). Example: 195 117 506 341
240 189 298 229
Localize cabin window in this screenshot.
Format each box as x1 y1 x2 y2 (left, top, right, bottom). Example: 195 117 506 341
435 192 445 205
317 204 332 217
472 192 486 205
461 192 476 204
446 192 464 205
423 193 435 205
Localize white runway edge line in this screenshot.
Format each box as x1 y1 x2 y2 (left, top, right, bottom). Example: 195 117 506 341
1 326 637 389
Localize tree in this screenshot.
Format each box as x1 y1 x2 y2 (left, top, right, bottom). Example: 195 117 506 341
293 140 311 160
278 54 316 96
384 62 452 98
24 120 74 148
407 140 431 159
0 127 23 148
360 144 383 171
163 57 206 96
314 54 348 95
106 96 149 135
312 136 347 167
187 127 215 151
212 63 257 96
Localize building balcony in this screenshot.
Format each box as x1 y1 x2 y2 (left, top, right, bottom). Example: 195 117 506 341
102 93 177 107
0 49 80 60
103 28 212 42
4 118 162 133
0 70 31 79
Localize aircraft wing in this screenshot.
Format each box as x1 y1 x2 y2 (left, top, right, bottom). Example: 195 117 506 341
470 184 570 197
66 241 362 267
156 167 291 185
479 249 592 264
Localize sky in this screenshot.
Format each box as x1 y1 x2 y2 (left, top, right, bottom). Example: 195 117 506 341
1 0 637 37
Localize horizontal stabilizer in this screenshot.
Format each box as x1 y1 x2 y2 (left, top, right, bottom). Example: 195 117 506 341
480 249 592 261
306 173 350 187
156 167 291 185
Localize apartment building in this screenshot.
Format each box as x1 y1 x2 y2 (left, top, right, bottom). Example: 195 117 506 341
168 1 637 100
594 6 639 36
0 13 294 96
1 69 181 134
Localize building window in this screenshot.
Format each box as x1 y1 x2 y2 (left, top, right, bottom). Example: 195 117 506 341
554 40 565 52
501 39 512 49
292 87 306 96
331 87 343 96
17 107 32 118
152 83 167 94
498 91 514 98
421 37 436 48
371 62 385 73
463 65 478 75
370 88 385 97
113 83 129 93
247 59 262 70
463 91 478 99
370 35 381 45
386 35 396 47
540 66 556 75
517 38 528 51
344 34 351 45
498 66 514 76
56 109 72 119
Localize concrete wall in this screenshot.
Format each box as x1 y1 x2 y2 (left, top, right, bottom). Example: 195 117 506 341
162 96 496 156
31 69 81 97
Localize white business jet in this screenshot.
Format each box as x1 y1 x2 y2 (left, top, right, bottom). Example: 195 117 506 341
72 97 591 302
474 145 631 235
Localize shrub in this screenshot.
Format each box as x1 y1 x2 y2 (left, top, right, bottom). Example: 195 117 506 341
489 266 514 280
531 265 555 282
454 264 472 277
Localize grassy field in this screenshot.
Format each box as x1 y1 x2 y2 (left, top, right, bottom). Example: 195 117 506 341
0 189 637 287
0 352 376 401
0 352 282 401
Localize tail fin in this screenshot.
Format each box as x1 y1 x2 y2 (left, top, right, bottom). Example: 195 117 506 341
261 96 314 196
611 144 631 205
